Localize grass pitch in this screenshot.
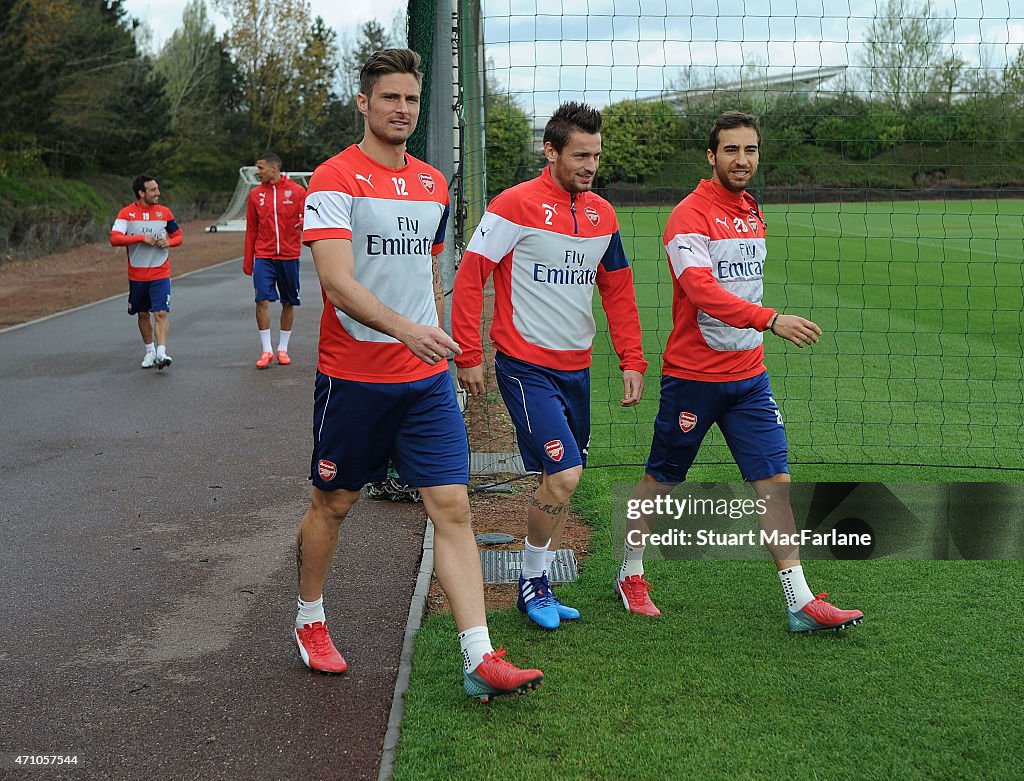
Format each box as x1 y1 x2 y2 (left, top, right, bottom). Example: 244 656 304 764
392 201 1024 780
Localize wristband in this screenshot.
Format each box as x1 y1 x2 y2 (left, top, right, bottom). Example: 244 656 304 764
768 313 780 334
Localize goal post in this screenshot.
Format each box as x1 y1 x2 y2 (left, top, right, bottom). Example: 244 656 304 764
206 166 314 233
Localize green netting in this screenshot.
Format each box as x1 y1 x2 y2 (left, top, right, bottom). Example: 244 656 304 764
406 0 437 161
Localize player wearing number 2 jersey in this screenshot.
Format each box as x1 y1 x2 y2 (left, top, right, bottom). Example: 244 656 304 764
617 111 864 634
291 48 542 702
453 102 647 631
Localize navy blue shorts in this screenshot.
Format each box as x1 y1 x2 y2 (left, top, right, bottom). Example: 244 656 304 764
127 278 171 314
646 371 789 483
493 351 590 475
254 258 301 305
310 369 469 491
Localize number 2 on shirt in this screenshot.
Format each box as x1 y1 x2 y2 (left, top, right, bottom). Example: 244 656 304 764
392 177 408 196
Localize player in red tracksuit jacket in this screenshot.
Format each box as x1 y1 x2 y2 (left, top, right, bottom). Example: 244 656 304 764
453 101 648 631
616 111 864 635
244 153 306 368
110 174 182 370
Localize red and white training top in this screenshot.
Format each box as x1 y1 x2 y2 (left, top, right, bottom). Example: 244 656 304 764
662 178 776 382
302 144 450 383
110 203 182 282
452 167 647 374
244 175 306 268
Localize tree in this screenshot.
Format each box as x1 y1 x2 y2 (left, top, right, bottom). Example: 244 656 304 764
857 0 954 109
156 0 223 128
340 20 393 101
335 20 396 149
289 16 344 168
153 0 240 186
0 0 167 174
1003 46 1024 108
484 93 535 194
599 100 680 185
926 53 967 107
214 0 339 157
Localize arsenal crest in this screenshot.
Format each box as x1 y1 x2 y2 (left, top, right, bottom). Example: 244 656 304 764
318 459 337 481
678 411 697 433
544 439 564 462
419 173 435 193
584 206 599 226
285 189 293 198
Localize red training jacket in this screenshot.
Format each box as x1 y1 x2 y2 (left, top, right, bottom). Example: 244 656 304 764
452 167 647 374
243 176 306 273
661 178 776 382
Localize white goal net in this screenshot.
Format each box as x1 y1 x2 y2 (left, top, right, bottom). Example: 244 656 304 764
206 166 314 232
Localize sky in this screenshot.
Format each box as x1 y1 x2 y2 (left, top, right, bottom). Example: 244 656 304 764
482 0 1024 119
125 0 1024 120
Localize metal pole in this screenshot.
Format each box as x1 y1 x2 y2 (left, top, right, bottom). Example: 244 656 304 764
426 0 458 338
458 0 487 243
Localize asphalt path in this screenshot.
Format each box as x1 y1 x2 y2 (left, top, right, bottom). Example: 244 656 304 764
0 252 428 780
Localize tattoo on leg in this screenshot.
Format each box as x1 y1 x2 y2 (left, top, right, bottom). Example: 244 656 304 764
296 531 304 582
529 494 569 516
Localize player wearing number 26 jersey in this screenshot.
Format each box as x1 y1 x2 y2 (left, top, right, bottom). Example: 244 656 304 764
618 111 864 635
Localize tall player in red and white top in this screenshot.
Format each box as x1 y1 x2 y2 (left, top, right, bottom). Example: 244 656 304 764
292 49 542 702
453 102 647 631
110 175 182 370
618 112 864 634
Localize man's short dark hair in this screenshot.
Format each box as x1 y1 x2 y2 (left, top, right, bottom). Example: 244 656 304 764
257 152 282 168
708 111 761 153
359 48 423 98
132 174 155 200
543 101 602 153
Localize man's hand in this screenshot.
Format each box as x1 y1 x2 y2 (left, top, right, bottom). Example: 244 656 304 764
400 324 461 366
142 234 160 246
458 364 485 396
154 235 170 249
621 369 644 407
771 314 822 348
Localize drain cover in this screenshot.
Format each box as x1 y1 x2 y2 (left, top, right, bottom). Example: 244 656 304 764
475 532 516 545
470 452 528 475
479 548 579 584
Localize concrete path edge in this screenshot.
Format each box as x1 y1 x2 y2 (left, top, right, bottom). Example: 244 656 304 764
376 518 435 781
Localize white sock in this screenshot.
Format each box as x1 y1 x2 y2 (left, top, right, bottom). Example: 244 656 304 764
778 566 815 612
156 344 167 359
544 549 557 576
521 537 550 579
259 329 272 352
278 330 291 352
144 343 155 355
619 542 646 579
459 625 493 672
296 595 326 628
